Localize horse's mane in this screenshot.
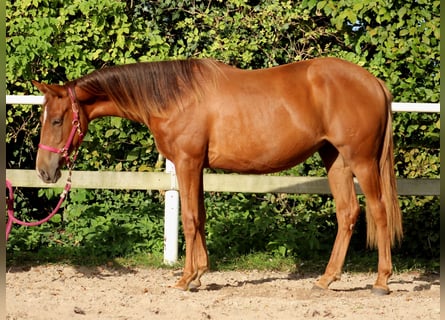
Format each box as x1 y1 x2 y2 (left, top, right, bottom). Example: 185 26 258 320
71 59 221 120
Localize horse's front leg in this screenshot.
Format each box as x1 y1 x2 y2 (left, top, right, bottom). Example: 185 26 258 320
173 162 209 291
188 186 209 289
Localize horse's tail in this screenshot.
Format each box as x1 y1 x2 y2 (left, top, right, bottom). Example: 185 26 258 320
366 80 403 248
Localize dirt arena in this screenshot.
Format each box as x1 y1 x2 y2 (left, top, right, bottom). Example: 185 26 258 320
6 265 439 319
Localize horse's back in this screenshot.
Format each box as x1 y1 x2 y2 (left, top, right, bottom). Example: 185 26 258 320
212 57 387 121
202 58 389 172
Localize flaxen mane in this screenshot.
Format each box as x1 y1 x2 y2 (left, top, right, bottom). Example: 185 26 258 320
71 59 221 120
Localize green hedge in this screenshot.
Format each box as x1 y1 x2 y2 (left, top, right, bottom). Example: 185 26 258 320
6 0 439 264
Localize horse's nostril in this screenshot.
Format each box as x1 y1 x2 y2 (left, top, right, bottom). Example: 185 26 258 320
38 169 51 183
54 169 62 182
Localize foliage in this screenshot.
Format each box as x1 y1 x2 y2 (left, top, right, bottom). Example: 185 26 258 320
205 192 336 259
7 188 166 260
6 0 439 265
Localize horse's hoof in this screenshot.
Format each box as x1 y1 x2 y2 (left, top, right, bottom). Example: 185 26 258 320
312 283 327 291
173 281 188 291
188 279 202 290
313 279 330 291
371 286 390 296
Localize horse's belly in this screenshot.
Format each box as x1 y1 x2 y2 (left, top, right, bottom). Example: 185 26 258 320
205 91 324 173
207 136 322 174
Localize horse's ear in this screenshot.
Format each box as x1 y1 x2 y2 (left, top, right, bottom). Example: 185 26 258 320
32 80 46 93
74 86 92 102
32 81 66 97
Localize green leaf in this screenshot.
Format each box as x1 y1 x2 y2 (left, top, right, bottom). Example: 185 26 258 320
50 214 61 224
126 149 140 161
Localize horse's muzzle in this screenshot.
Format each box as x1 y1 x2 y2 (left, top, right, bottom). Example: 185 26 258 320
37 167 62 184
36 146 66 183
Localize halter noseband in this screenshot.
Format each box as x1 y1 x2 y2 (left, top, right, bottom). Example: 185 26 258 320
38 86 85 167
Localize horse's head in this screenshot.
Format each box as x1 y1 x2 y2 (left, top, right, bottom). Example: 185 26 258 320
33 81 87 183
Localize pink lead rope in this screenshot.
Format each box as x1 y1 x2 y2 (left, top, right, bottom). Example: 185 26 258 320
6 86 83 241
6 177 72 241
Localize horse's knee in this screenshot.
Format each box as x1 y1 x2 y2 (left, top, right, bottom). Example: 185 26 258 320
182 214 199 236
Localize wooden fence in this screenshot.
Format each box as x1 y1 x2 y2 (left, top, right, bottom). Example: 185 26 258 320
4 169 440 196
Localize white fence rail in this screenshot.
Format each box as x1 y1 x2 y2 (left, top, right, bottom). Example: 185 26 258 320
4 169 440 195
6 96 441 264
5 95 441 112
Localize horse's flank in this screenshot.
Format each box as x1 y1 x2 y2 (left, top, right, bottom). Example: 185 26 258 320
70 59 222 122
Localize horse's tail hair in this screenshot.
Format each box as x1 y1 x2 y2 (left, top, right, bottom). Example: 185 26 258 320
366 80 403 249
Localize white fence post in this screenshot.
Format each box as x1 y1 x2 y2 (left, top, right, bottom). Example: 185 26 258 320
163 159 179 265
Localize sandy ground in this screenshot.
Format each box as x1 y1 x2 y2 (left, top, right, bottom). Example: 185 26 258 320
6 265 440 320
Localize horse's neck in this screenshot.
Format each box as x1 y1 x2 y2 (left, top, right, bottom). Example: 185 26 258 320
84 100 145 124
84 100 121 119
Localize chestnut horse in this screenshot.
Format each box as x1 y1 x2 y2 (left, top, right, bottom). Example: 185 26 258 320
33 57 402 295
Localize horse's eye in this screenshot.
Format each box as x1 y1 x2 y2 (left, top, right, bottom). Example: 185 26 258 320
52 119 63 126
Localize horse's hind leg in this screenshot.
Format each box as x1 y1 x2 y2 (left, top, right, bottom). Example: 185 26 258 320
315 144 360 290
352 160 393 295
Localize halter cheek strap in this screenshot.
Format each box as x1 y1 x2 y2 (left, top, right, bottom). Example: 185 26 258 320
38 86 85 167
